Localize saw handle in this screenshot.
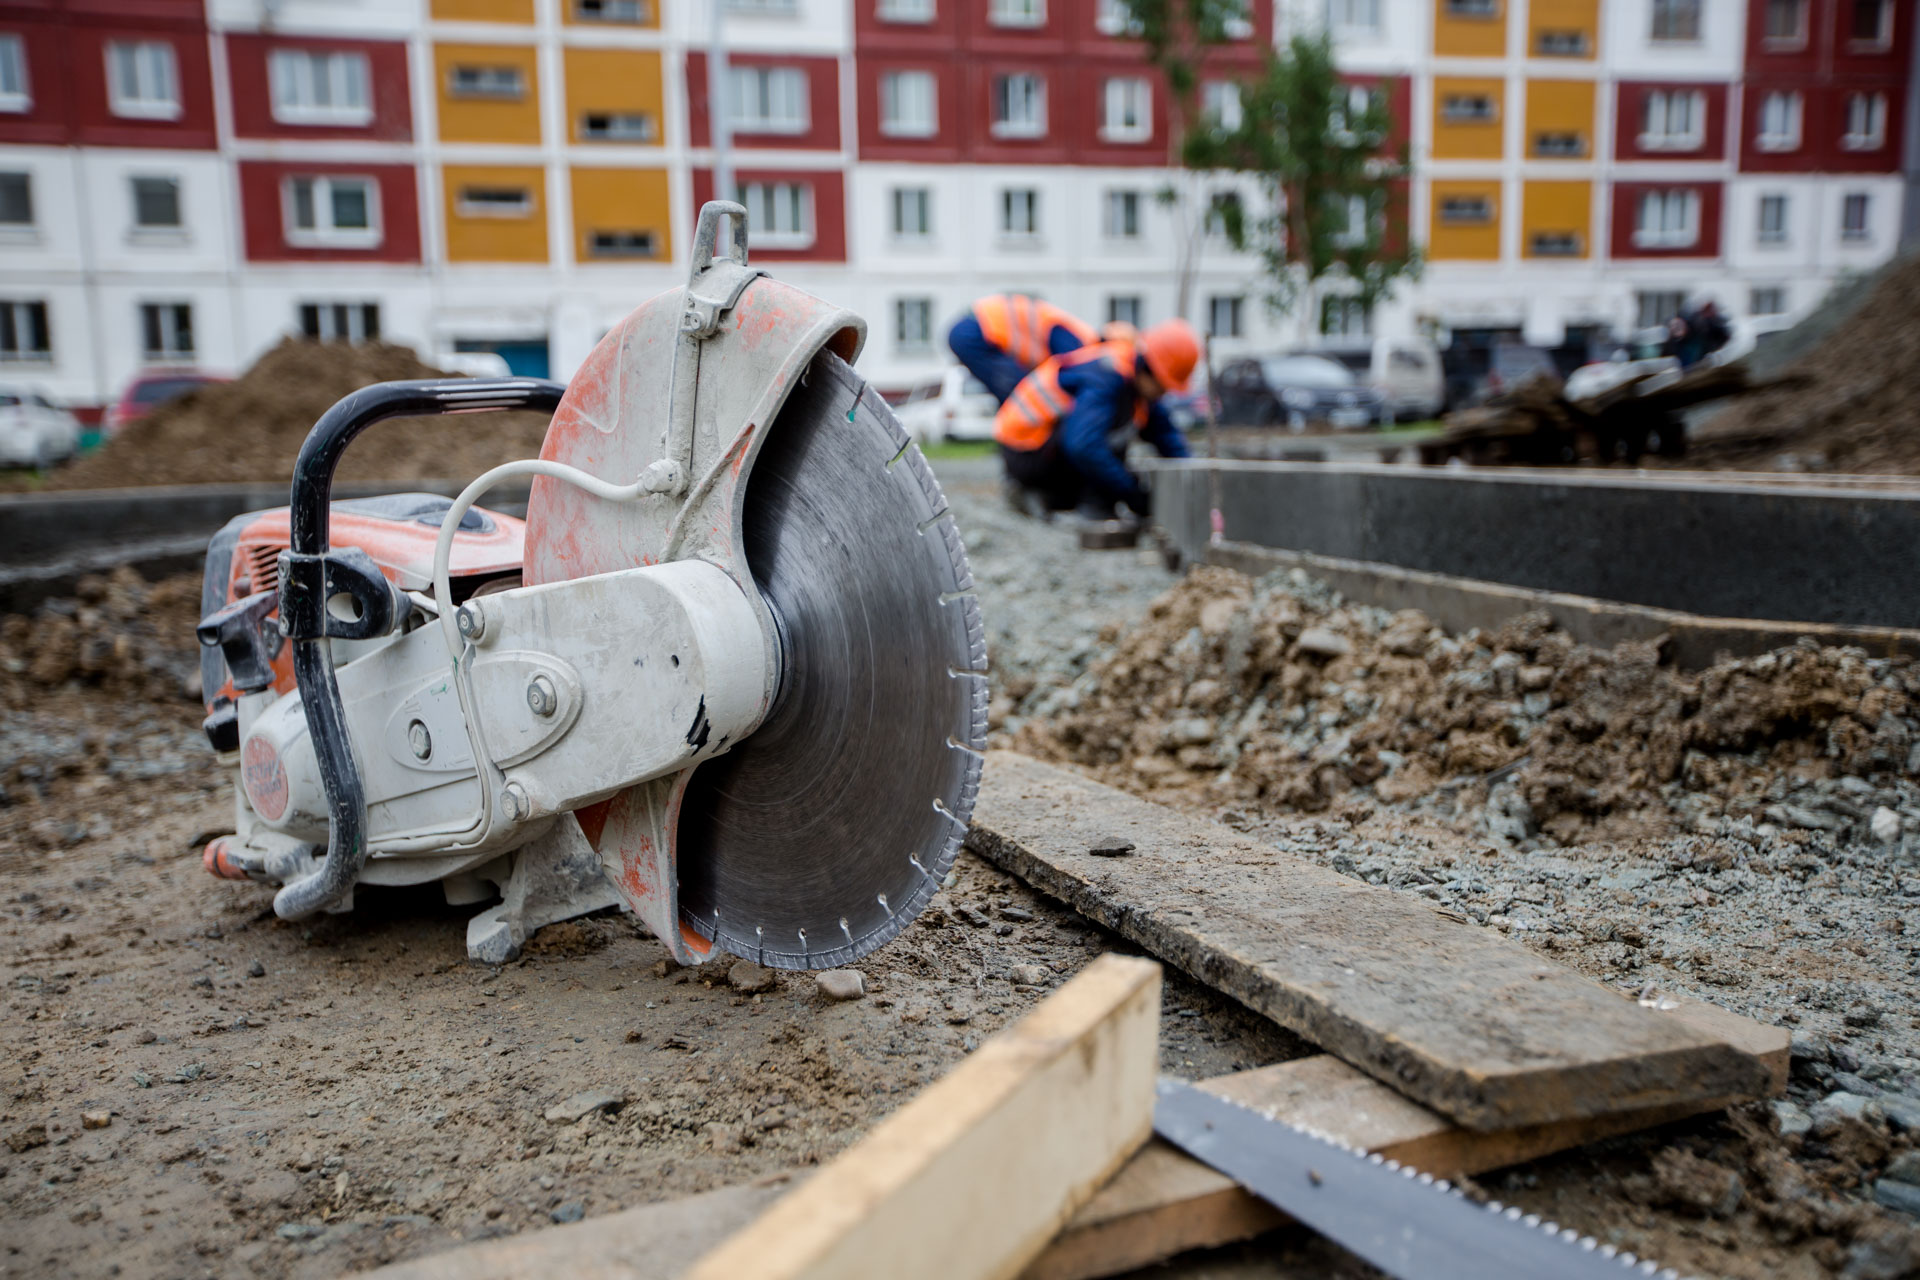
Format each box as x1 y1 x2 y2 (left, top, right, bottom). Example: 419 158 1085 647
274 377 567 922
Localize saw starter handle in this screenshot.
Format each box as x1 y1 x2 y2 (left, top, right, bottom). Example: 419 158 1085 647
274 377 567 921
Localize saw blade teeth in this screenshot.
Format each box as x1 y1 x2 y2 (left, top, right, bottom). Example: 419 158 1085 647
931 798 968 832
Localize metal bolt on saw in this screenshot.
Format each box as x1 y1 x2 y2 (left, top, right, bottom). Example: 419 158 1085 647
194 201 987 967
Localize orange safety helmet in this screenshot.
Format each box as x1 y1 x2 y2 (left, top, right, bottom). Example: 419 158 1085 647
1139 319 1200 393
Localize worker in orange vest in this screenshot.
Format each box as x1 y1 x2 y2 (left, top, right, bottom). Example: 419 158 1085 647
947 294 1100 403
995 318 1200 519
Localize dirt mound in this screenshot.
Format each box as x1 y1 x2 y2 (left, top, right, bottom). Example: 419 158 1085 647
1694 253 1920 473
1007 565 1919 845
34 339 553 491
0 566 203 703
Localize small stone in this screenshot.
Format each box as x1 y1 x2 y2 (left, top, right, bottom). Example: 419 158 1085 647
1873 1179 1920 1219
168 1063 205 1083
816 969 865 1001
1009 963 1047 987
81 1111 110 1131
701 1122 742 1155
1845 1217 1920 1279
1811 1090 1883 1136
1517 665 1554 692
190 975 213 990
953 906 990 928
993 923 1014 936
1887 1151 1920 1186
1789 1029 1830 1066
1881 1093 1920 1133
133 1072 153 1089
646 959 678 980
1872 806 1903 844
726 961 776 995
276 1222 324 1241
6 1123 48 1153
1772 1100 1812 1139
1166 716 1214 746
1295 626 1353 659
1651 1148 1743 1217
1846 1004 1883 1029
543 1090 624 1125
998 907 1034 923
549 1201 586 1224
136 1029 157 1045
248 960 266 979
1834 1071 1880 1096
1087 836 1135 857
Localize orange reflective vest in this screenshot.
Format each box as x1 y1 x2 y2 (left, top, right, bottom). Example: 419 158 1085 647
973 295 1098 370
995 341 1138 452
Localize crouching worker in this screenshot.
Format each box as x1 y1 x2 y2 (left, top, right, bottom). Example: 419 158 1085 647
947 294 1100 404
995 319 1199 520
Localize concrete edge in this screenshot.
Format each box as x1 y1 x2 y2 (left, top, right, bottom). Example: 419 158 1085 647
1203 540 1920 669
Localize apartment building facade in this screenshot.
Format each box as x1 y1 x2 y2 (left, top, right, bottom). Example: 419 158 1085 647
0 0 1911 407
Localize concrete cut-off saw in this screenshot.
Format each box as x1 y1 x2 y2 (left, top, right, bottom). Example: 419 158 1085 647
194 202 987 968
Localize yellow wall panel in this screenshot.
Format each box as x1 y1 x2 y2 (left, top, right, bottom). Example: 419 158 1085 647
1433 0 1506 57
443 165 549 264
564 48 666 146
1524 78 1595 159
435 43 541 144
1529 0 1598 58
562 0 661 31
430 0 534 22
1521 180 1591 259
1432 77 1505 161
570 167 673 264
1428 180 1502 261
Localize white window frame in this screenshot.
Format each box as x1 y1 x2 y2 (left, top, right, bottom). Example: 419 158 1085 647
580 111 658 141
725 0 799 13
1437 194 1493 224
1535 27 1590 55
1100 76 1151 143
1635 290 1687 329
1761 0 1807 48
1445 0 1497 15
877 0 935 22
455 185 534 218
0 170 29 229
283 175 382 248
990 73 1046 138
1103 189 1142 240
446 63 525 102
1848 0 1892 49
1840 192 1871 242
1533 129 1586 157
575 0 652 20
300 301 382 343
1107 295 1142 327
1095 0 1143 35
1528 230 1583 257
999 187 1040 239
1756 193 1788 244
1329 192 1370 248
1205 190 1241 241
894 297 934 352
891 186 932 240
1327 0 1381 33
130 174 184 234
106 40 180 121
1756 90 1801 152
140 301 195 362
1321 296 1371 338
1749 286 1786 317
1440 93 1496 124
0 299 51 363
1841 92 1887 150
1207 295 1243 340
727 67 808 134
586 229 659 258
1648 0 1701 42
1202 80 1243 132
737 180 813 248
1633 188 1699 249
989 0 1045 27
879 70 937 138
0 34 28 113
1639 89 1705 152
271 49 373 125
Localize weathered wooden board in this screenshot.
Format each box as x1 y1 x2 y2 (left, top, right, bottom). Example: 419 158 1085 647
682 954 1162 1280
966 752 1773 1132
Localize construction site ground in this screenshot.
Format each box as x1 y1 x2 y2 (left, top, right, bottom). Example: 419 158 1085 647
3 456 1919 1280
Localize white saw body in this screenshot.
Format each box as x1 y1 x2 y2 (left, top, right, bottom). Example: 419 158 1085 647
196 203 987 966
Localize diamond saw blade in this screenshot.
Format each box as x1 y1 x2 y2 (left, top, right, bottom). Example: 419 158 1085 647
677 353 986 970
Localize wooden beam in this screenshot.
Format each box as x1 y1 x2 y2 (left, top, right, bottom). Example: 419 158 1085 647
967 753 1774 1132
683 954 1163 1280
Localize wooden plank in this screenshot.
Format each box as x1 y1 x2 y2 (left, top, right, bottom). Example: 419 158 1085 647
966 753 1773 1132
1030 1001 1789 1280
683 954 1163 1280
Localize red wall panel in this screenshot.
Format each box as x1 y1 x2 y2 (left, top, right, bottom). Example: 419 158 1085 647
237 160 421 263
1608 181 1723 260
686 53 840 151
224 33 413 143
691 166 845 263
0 18 70 146
856 57 963 162
0 11 218 150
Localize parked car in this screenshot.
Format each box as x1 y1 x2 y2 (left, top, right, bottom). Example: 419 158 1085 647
0 386 81 469
1214 354 1386 430
105 370 225 434
893 367 998 444
1320 339 1446 422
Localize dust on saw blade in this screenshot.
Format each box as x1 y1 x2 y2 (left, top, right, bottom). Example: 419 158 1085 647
675 355 988 970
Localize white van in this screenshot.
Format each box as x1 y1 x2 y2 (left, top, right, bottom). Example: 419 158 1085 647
1322 339 1446 422
893 367 998 444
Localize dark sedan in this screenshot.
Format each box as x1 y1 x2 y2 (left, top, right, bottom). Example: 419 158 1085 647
1215 355 1386 430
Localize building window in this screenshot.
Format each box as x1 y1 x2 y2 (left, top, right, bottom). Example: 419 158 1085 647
575 0 651 21
284 176 380 247
1762 0 1806 46
131 175 181 228
0 35 28 112
1207 295 1243 339
1533 130 1585 157
1842 93 1887 150
1841 192 1871 241
588 229 658 257
738 181 812 247
1635 290 1686 329
1095 0 1144 35
892 186 931 238
1634 188 1699 248
1640 89 1704 150
1750 287 1786 316
1440 93 1496 124
1529 231 1583 257
1101 77 1151 142
447 64 524 101
1649 0 1700 41
0 300 50 362
880 70 937 137
1321 296 1370 338
140 302 194 362
877 0 935 21
1437 193 1493 223
990 73 1046 138
1535 29 1589 55
1108 295 1142 327
1329 193 1370 247
1329 0 1382 31
1445 0 1497 15
581 112 657 141
0 172 30 226
999 187 1039 237
1757 193 1788 243
1849 0 1892 48
271 50 371 124
455 186 532 217
895 298 933 351
299 302 381 341
1330 84 1380 143
1756 91 1801 151
989 0 1045 27
1201 81 1243 132
1103 189 1141 239
726 0 799 13
106 41 180 120
727 67 808 133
